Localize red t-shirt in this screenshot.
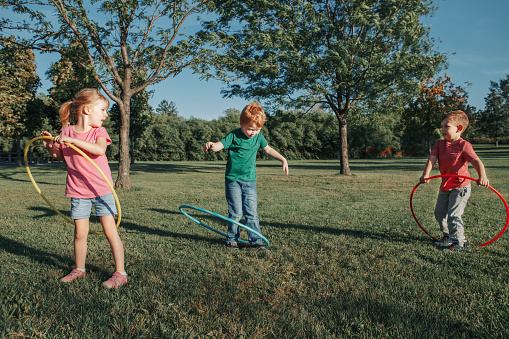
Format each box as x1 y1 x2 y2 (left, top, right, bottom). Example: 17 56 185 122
430 138 478 192
57 126 114 198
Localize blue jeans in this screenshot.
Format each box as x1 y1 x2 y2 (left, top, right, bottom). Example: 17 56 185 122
225 180 263 245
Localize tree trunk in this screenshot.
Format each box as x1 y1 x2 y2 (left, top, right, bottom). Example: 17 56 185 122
115 101 132 189
130 133 135 164
16 133 22 166
339 115 351 175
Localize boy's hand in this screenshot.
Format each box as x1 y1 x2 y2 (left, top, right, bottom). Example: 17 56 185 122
282 160 289 175
419 175 429 184
203 142 213 151
477 176 489 187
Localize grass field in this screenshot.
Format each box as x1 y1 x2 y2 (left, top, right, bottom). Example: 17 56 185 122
1 144 509 338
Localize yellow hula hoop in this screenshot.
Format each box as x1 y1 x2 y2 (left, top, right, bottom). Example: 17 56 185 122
24 136 121 235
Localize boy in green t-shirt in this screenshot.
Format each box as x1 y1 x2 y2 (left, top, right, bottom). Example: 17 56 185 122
204 102 289 251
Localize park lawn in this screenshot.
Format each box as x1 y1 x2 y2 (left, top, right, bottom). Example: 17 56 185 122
1 144 509 338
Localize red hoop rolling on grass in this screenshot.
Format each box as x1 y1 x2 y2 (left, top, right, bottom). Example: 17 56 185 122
410 174 509 247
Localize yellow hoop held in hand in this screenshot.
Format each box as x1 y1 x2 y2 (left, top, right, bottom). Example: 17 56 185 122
24 136 121 235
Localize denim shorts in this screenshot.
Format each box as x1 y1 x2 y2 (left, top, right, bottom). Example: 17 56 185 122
70 193 118 220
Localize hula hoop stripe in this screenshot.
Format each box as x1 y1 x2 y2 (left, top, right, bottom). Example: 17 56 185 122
24 136 121 235
410 174 508 247
179 205 270 246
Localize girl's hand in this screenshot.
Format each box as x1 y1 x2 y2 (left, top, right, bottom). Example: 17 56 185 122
419 175 429 184
41 131 53 148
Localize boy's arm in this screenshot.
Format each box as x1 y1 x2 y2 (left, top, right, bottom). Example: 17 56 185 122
470 158 489 187
203 141 224 152
420 155 437 184
41 131 64 161
263 145 289 175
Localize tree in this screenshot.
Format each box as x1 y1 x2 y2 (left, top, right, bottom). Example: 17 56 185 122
1 0 221 188
156 100 179 116
401 74 472 154
0 36 40 164
208 0 445 174
46 39 98 107
477 75 509 146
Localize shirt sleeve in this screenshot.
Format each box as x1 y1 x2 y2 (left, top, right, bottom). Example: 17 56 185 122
258 133 268 149
462 142 478 162
220 131 235 150
430 140 441 158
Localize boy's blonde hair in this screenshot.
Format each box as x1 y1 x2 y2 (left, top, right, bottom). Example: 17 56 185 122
240 102 266 128
445 110 469 131
59 88 109 128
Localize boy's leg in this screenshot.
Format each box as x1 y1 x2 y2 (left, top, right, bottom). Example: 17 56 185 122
240 181 263 245
225 181 242 244
447 185 471 247
434 190 450 238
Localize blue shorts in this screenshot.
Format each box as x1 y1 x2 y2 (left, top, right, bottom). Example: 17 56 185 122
70 193 118 220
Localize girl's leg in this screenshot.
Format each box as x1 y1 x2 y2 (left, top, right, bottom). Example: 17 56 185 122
100 215 124 273
74 218 90 269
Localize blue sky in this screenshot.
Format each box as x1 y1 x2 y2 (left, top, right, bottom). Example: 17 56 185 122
35 0 509 120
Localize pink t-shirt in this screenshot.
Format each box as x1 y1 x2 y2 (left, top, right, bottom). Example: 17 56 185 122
430 138 478 192
57 126 114 198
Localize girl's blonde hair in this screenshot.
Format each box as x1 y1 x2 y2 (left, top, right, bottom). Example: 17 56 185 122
240 102 266 128
59 88 109 128
445 110 469 130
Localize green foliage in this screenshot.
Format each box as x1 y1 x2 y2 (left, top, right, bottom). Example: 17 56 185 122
156 100 179 116
475 74 509 144
206 0 446 173
0 36 40 138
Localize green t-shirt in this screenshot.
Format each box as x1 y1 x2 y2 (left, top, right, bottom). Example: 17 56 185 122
220 128 268 182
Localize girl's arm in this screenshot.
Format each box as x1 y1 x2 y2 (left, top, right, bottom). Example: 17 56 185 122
203 141 224 152
55 135 108 156
263 145 289 175
41 131 64 161
420 155 437 183
470 158 489 187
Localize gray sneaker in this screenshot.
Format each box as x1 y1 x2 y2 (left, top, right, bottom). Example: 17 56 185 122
442 243 467 252
434 236 452 246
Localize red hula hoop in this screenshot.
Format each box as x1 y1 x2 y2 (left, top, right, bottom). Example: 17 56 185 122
410 174 509 247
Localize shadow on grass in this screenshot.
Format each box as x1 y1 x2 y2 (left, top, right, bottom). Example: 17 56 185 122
0 234 69 270
150 207 424 244
261 221 424 244
120 220 224 246
129 162 224 174
28 206 70 220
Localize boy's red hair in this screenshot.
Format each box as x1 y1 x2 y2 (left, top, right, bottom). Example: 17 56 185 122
240 102 266 128
445 110 469 130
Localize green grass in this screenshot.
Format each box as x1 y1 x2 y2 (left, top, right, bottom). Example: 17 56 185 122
2 144 509 338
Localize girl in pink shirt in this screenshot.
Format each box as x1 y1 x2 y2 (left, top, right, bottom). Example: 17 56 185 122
42 88 127 288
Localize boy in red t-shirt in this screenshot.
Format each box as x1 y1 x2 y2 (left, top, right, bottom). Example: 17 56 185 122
420 110 489 251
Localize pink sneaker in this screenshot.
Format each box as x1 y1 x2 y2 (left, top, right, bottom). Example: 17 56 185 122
102 272 127 289
60 269 86 283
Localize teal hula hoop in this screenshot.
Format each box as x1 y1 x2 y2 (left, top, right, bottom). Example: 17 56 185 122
179 205 270 246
